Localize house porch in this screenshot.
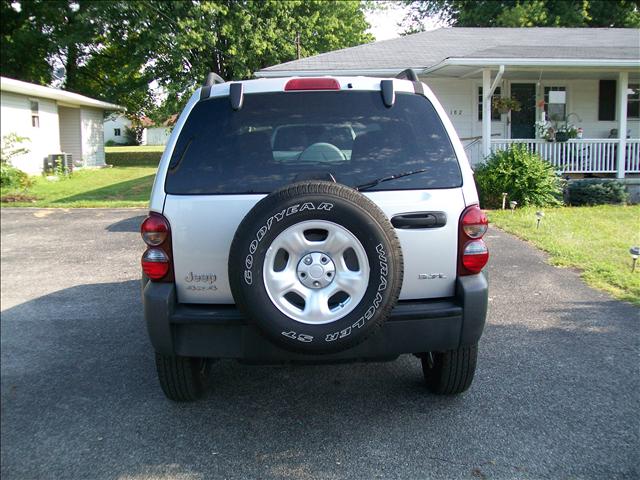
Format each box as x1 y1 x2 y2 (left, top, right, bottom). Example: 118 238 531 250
422 64 639 178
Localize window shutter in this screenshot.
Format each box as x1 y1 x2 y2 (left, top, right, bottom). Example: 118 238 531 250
598 80 616 121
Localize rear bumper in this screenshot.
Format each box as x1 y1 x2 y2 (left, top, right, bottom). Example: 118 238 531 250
143 273 488 363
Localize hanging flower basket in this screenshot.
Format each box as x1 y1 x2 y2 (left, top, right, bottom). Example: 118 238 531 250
555 124 579 142
492 97 522 114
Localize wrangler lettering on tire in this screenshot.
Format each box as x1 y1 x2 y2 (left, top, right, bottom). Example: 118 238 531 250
229 181 403 354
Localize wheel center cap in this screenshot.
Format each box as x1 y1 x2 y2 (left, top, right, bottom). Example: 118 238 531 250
309 265 324 279
297 252 336 289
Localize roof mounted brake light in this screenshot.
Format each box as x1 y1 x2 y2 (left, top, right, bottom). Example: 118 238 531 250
284 78 340 91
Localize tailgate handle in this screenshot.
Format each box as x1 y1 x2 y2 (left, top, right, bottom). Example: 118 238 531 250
391 212 447 229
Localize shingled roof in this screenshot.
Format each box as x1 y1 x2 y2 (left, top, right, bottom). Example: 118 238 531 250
256 28 640 77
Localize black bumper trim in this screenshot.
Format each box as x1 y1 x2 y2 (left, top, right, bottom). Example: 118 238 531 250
143 273 488 361
170 299 461 325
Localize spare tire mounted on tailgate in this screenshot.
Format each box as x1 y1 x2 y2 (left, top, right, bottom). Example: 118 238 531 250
229 181 403 354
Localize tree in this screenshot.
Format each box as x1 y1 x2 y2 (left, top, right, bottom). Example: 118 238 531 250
1 0 61 85
401 0 640 31
1 0 373 119
118 0 374 119
1 0 152 112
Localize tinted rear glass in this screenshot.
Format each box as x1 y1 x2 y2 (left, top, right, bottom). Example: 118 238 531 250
165 91 461 194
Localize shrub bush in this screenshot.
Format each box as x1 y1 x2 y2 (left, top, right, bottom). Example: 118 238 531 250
474 145 564 209
0 162 33 190
124 126 143 146
105 151 162 167
566 180 628 206
1 133 33 191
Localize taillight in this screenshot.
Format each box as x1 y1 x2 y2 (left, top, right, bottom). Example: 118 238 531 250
284 78 340 91
141 213 169 246
461 240 489 274
142 248 170 279
461 205 488 238
141 212 173 282
458 205 489 275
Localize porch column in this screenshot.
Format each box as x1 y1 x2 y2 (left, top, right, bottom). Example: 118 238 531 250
617 71 628 179
482 69 492 158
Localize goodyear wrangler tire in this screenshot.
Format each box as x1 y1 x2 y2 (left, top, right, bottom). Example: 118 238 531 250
229 181 403 354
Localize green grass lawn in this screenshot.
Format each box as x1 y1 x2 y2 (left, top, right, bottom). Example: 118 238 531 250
105 145 164 167
489 205 640 306
1 166 156 208
105 145 165 153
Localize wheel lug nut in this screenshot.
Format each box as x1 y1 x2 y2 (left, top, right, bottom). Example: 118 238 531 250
313 281 320 287
304 257 312 265
321 257 328 264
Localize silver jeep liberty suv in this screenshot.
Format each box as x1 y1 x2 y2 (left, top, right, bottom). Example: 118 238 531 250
141 70 489 401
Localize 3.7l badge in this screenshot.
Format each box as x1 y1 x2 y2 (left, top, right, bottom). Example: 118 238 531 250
418 273 447 279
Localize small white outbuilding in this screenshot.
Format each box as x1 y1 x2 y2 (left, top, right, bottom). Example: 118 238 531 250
0 76 123 174
104 114 175 146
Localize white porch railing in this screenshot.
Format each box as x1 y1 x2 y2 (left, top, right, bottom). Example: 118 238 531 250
485 139 640 174
462 137 483 166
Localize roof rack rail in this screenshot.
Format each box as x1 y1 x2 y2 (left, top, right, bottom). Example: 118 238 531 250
203 72 226 87
395 69 419 82
202 72 224 87
200 72 226 101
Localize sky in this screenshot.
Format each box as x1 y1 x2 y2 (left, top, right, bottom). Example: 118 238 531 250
365 3 407 40
365 2 445 41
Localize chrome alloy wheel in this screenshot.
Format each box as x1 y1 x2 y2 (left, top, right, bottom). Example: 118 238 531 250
263 220 370 324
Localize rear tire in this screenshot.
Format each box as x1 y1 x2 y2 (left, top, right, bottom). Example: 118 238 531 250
155 353 211 402
421 344 478 395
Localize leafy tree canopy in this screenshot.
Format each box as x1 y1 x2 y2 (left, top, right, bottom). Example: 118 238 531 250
402 0 640 32
1 0 373 119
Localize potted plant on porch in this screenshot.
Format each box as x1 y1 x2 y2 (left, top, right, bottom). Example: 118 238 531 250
536 120 579 142
555 123 579 142
492 96 522 114
535 120 555 141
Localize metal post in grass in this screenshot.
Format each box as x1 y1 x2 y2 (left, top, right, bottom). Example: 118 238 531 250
502 193 508 210
536 211 545 229
509 200 517 214
630 247 640 273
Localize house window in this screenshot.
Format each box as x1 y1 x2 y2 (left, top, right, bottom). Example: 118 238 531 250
30 100 39 128
114 128 121 136
544 86 566 122
598 80 616 121
628 84 639 119
478 86 501 121
598 81 640 120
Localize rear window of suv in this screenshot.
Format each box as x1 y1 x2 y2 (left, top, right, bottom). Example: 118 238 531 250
165 91 462 194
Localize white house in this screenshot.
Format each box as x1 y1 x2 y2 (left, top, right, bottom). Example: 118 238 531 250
256 28 640 179
146 122 173 146
104 114 174 146
0 76 123 174
103 114 133 144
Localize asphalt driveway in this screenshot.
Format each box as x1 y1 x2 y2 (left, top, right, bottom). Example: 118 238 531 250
1 208 638 480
